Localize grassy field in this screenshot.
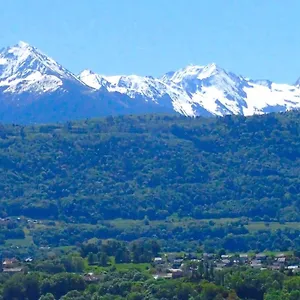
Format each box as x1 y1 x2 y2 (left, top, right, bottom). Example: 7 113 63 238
85 257 151 274
247 222 300 231
3 217 300 254
4 226 34 247
4 235 34 247
109 217 241 230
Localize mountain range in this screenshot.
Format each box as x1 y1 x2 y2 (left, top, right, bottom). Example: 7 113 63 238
0 41 299 123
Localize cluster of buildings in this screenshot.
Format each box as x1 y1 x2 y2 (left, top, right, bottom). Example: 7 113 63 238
213 252 300 273
1 257 33 273
152 253 197 279
152 252 300 279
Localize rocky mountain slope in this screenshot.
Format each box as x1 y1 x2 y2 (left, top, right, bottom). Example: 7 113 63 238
79 64 300 117
0 41 299 123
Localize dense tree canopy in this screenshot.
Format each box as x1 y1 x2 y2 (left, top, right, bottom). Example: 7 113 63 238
0 111 299 223
1 264 300 299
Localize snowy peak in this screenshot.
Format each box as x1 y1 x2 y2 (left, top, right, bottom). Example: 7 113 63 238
162 63 226 83
161 63 246 99
78 69 110 90
159 64 250 115
17 41 30 48
79 70 163 99
1 41 66 78
80 63 300 118
0 41 82 94
79 69 95 77
1 41 300 122
78 70 197 116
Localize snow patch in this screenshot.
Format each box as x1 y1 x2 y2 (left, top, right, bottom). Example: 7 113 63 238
0 41 82 94
79 63 300 117
1 41 300 118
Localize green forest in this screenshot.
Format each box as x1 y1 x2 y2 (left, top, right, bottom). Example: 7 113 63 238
0 111 299 222
0 111 299 253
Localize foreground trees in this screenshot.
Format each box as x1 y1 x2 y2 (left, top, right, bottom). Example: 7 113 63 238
1 267 300 299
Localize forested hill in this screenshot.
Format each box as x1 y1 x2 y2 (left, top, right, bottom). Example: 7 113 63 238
0 111 299 223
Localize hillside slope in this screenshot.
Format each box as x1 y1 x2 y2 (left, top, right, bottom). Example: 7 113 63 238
0 111 299 222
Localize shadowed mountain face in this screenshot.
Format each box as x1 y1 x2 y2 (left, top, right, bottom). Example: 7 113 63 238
0 42 300 123
80 64 300 117
0 42 175 123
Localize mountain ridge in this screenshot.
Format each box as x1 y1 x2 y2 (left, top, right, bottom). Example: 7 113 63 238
0 41 300 123
0 41 85 94
79 63 300 117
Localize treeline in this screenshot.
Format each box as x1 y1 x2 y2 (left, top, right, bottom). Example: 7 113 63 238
80 239 160 265
0 111 299 223
2 216 300 256
26 239 160 275
31 221 300 253
2 261 300 299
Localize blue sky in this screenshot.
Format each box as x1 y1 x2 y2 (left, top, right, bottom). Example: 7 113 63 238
1 0 300 83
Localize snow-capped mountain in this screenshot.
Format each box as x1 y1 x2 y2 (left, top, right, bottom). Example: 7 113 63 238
0 41 300 124
79 63 300 118
0 41 84 95
78 70 196 116
0 42 158 123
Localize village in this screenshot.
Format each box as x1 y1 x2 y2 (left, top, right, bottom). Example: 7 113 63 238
1 251 300 283
151 252 300 279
